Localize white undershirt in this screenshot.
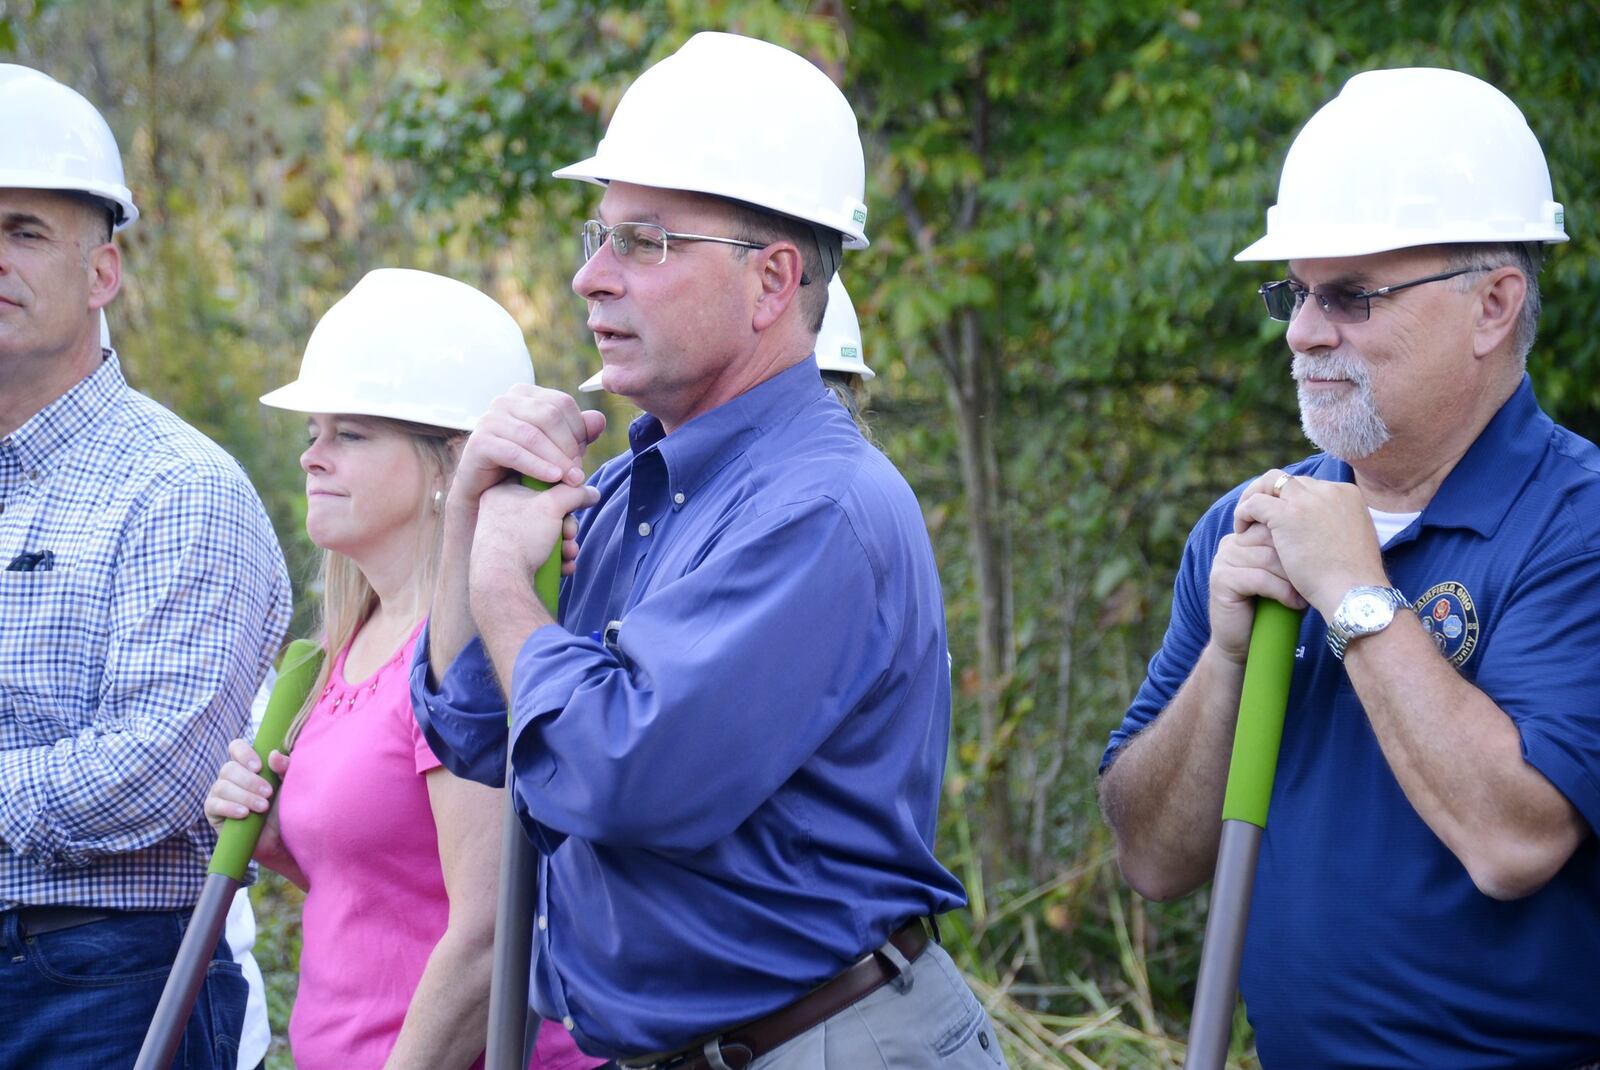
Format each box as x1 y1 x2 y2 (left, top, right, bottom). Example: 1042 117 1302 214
1369 507 1423 548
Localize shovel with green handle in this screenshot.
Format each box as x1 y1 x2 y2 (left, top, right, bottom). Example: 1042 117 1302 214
1183 599 1303 1070
135 638 326 1070
485 475 565 1070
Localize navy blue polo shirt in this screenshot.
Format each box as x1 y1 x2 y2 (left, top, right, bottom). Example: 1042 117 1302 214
1105 377 1600 1069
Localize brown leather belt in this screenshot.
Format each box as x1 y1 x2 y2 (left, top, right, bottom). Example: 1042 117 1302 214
8 904 117 937
621 918 931 1070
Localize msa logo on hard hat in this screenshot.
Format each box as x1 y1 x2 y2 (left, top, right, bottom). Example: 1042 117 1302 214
841 346 859 359
852 208 868 226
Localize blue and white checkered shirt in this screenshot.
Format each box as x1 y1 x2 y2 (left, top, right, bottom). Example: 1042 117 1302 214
0 354 291 910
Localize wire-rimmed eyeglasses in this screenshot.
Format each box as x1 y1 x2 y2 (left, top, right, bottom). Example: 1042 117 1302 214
581 220 766 266
1259 267 1481 324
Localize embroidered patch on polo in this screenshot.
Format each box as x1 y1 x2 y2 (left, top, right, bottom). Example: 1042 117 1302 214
1413 581 1480 668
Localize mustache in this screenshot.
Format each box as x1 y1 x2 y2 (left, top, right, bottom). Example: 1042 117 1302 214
1291 351 1371 387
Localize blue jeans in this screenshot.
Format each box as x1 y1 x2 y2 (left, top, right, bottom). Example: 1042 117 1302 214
0 907 247 1070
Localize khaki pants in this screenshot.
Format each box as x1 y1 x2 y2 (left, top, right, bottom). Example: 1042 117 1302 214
750 943 1008 1070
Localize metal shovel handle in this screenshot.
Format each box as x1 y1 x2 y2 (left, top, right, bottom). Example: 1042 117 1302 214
1184 599 1303 1070
136 639 326 1070
486 477 565 1070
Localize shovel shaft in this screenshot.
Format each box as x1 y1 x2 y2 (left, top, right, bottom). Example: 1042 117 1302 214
134 874 238 1070
137 639 325 1070
1184 600 1303 1070
1220 600 1302 827
486 755 542 1070
1183 821 1262 1070
486 478 563 1070
210 640 326 879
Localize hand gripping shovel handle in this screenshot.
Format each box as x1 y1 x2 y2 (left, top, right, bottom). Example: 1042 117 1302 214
1184 599 1303 1070
136 639 326 1070
486 477 564 1070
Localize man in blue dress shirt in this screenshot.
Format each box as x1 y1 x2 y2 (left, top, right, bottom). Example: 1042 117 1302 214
411 33 1005 1070
1100 69 1600 1068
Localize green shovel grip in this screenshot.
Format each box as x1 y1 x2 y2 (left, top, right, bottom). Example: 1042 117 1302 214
1220 600 1304 828
520 477 564 613
208 639 326 880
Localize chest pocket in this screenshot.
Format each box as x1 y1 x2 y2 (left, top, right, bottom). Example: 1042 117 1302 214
0 567 107 744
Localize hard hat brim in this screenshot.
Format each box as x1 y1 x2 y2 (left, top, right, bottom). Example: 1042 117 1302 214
260 379 478 432
553 158 870 251
1235 224 1570 262
816 360 875 381
0 169 139 230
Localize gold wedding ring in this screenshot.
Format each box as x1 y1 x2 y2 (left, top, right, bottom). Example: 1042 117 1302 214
1271 473 1293 496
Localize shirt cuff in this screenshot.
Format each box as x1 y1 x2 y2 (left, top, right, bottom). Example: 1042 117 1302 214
505 624 625 853
409 621 512 787
0 751 78 869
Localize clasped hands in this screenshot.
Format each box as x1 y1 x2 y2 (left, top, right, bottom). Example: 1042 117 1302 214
447 385 607 611
1207 470 1390 665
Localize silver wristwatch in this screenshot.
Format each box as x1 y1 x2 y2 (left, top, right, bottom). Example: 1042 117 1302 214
1326 585 1410 660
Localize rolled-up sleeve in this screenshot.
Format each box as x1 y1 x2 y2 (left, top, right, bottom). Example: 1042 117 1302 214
1474 549 1600 835
410 624 515 787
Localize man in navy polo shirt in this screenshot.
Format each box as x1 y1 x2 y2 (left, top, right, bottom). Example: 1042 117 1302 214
1100 68 1600 1069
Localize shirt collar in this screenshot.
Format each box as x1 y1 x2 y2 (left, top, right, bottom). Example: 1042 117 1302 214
626 358 826 496
1417 374 1548 537
5 354 125 477
1304 374 1547 539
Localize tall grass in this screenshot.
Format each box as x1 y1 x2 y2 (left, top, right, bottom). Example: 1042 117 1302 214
941 846 1260 1070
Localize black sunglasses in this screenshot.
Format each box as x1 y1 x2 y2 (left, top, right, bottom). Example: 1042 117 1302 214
1258 267 1481 324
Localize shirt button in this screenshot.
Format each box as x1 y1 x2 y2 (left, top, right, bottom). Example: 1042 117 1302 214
673 492 685 505
562 1016 576 1031
637 521 651 536
537 915 548 931
978 1031 990 1050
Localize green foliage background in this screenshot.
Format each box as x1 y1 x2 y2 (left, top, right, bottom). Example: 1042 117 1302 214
8 1 1598 1067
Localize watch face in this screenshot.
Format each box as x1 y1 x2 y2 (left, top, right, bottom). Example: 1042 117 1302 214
1349 593 1389 627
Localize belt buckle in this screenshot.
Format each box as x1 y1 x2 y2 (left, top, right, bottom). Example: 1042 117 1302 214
624 1035 747 1070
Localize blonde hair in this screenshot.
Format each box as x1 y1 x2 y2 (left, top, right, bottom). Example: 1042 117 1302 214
823 370 877 445
286 417 461 747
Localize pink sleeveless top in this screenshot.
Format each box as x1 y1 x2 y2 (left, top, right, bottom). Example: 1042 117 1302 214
276 621 602 1069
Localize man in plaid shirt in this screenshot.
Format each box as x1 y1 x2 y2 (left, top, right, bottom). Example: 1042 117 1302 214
0 64 290 1066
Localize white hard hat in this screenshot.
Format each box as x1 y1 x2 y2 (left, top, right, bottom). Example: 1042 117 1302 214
99 310 111 351
1236 67 1567 261
554 32 868 249
261 269 535 431
0 64 139 231
815 275 873 380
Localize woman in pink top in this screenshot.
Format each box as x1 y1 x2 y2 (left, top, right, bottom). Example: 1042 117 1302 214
203 270 607 1070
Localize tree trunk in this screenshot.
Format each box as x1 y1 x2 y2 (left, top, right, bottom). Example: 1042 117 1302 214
946 306 1016 894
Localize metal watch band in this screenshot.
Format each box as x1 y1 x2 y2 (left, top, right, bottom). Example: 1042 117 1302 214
1326 585 1410 661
